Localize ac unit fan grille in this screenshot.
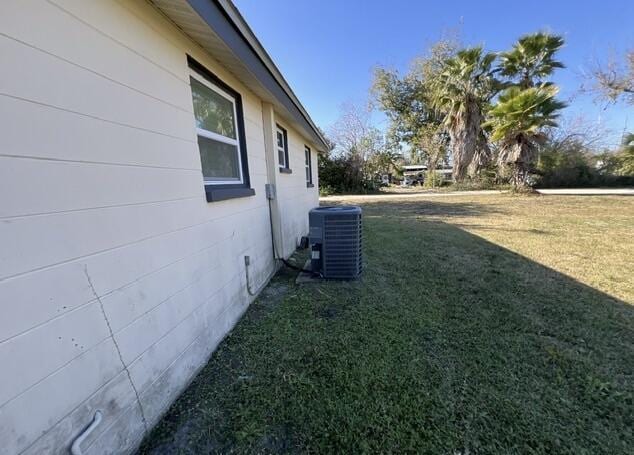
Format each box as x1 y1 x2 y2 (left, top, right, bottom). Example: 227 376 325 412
323 214 362 278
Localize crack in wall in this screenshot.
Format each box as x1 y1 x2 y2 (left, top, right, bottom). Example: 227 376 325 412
84 266 148 433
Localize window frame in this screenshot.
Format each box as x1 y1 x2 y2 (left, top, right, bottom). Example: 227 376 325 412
276 124 291 173
304 145 314 187
188 56 254 202
191 75 243 185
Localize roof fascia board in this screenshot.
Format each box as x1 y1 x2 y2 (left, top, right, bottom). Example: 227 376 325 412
186 0 327 150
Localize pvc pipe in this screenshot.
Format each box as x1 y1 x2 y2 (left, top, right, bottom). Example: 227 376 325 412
71 410 102 455
245 256 276 296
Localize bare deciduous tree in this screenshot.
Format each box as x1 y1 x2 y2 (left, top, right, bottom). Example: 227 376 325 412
584 49 634 105
327 103 388 189
544 115 612 153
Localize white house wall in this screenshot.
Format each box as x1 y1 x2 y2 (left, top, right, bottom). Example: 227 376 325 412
275 121 320 257
0 0 319 453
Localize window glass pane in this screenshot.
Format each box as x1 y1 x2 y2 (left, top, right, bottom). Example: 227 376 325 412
305 148 312 183
277 131 284 148
191 78 236 139
197 135 240 181
278 148 286 167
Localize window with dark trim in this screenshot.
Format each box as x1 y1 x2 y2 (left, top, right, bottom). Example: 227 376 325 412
276 124 291 173
304 145 313 187
188 56 255 202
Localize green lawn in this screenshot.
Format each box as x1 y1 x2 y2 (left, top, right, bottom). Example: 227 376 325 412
138 194 633 454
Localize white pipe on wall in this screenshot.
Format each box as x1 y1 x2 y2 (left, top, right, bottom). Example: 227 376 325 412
70 411 103 455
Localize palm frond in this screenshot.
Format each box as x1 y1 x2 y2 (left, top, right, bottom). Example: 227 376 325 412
499 32 565 87
485 84 567 142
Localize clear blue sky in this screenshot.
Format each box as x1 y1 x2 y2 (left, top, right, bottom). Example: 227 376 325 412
235 0 633 147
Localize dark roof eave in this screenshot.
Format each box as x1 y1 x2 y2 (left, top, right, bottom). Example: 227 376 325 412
185 0 328 151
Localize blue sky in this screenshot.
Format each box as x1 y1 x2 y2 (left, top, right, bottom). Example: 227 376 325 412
235 0 633 147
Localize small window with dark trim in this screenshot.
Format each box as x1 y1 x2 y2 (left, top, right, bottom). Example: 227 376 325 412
304 145 313 187
276 125 291 173
188 57 254 202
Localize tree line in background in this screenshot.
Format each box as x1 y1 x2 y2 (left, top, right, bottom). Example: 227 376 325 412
319 33 634 194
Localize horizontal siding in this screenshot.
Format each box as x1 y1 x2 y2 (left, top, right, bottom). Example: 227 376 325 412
1 198 206 280
127 273 246 397
0 203 270 344
0 301 109 406
0 0 192 111
0 157 202 218
0 339 123 455
0 95 200 170
274 120 320 256
0 35 194 141
82 401 145 455
101 240 232 334
21 371 140 455
51 0 188 80
0 205 271 402
114 256 241 367
0 0 320 453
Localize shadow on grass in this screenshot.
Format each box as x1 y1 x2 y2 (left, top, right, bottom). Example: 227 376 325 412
138 201 633 454
359 198 505 219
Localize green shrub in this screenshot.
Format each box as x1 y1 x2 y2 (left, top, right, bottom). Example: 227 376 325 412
534 146 634 188
317 153 378 194
423 170 444 188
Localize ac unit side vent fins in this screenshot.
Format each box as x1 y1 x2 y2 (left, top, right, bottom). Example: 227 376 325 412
309 205 363 279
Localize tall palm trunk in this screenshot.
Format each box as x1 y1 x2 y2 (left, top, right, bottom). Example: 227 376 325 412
498 134 537 187
450 100 482 181
469 131 492 178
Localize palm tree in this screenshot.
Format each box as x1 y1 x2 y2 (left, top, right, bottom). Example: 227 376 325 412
432 47 498 181
469 130 493 177
499 33 565 89
485 84 567 186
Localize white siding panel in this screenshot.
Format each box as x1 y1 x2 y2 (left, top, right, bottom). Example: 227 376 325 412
102 234 235 333
0 157 202 218
0 198 206 280
0 35 194 141
0 95 200 169
50 0 188 79
274 120 319 256
0 203 274 353
0 262 95 344
0 339 122 455
0 203 267 345
128 275 244 397
132 277 251 427
85 203 267 300
0 301 109 407
82 401 145 455
114 257 239 367
0 0 191 111
243 97 264 127
21 371 139 455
